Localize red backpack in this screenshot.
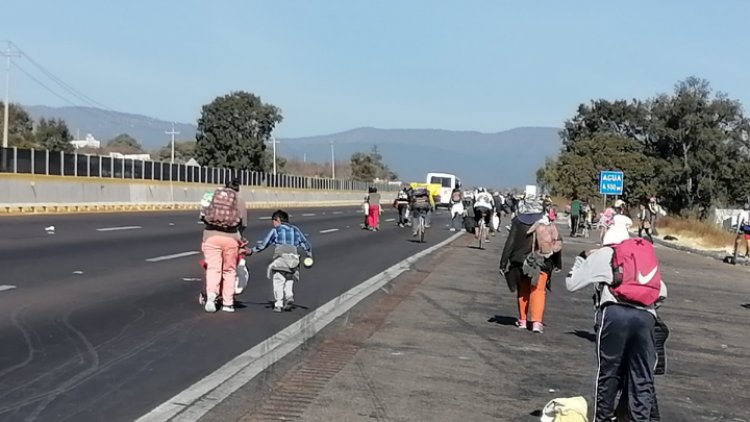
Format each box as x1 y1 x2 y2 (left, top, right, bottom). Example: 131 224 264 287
610 238 661 306
204 187 241 229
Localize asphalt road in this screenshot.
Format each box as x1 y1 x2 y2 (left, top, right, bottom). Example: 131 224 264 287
0 207 454 422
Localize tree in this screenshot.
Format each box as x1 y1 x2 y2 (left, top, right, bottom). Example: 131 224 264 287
350 145 398 182
35 118 74 153
648 77 749 213
195 91 283 171
545 134 659 201
538 76 750 218
157 140 196 162
107 134 144 154
0 102 35 148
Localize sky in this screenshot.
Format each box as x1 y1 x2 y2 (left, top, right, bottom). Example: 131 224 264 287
3 0 750 138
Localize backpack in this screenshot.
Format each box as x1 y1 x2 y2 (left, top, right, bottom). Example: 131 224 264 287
412 188 431 209
535 223 562 255
610 238 661 306
204 187 241 228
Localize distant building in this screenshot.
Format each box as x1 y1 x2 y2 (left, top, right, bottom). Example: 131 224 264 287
70 134 101 149
109 152 152 161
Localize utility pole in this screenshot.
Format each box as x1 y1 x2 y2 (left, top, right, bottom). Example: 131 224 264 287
330 140 335 179
165 122 180 163
267 136 280 176
2 41 21 149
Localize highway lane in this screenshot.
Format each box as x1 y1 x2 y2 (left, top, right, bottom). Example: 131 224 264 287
0 207 367 289
0 207 456 422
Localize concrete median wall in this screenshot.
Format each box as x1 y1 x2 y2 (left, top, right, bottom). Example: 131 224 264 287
0 174 379 215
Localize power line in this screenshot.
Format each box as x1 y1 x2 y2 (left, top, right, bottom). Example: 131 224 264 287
10 41 114 112
9 41 140 132
12 61 128 130
12 61 79 108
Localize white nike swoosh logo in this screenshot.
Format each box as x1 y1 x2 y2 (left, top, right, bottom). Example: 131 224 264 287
637 267 658 284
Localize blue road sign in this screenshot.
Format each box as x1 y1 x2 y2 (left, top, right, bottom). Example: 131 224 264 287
599 171 624 195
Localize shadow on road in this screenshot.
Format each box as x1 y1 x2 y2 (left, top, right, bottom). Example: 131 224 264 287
243 300 311 311
740 303 750 309
487 315 518 326
466 245 486 250
568 329 597 343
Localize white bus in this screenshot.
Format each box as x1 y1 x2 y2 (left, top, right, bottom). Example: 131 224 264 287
426 172 461 208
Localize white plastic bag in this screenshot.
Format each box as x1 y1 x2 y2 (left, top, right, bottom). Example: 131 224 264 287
235 258 249 294
492 214 500 231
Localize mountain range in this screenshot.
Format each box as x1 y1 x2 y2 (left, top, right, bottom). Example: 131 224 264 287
23 105 561 187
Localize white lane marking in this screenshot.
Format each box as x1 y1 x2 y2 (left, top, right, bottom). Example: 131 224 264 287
146 251 200 263
319 228 339 234
332 211 343 215
258 216 272 220
0 285 17 292
135 231 464 422
96 226 142 232
385 218 395 222
301 213 316 217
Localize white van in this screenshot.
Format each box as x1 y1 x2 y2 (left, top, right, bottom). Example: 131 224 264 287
426 172 461 208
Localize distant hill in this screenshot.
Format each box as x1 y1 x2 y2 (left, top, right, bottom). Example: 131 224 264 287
24 105 197 149
279 127 561 187
21 105 561 187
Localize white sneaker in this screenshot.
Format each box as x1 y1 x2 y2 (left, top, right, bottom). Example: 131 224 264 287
204 294 217 313
221 305 235 313
449 228 456 232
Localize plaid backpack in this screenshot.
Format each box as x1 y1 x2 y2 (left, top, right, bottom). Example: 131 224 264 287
204 188 241 228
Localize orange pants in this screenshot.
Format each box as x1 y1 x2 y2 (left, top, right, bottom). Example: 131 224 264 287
517 272 548 323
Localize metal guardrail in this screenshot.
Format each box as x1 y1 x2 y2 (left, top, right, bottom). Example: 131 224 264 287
0 147 396 192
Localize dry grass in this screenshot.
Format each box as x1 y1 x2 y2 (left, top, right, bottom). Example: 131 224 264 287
656 216 737 252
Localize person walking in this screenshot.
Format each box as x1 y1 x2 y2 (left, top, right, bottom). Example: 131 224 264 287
449 187 465 232
566 217 667 421
366 187 382 231
499 195 562 333
394 185 411 227
201 177 248 313
638 202 654 243
570 195 581 237
252 210 313 313
648 197 664 235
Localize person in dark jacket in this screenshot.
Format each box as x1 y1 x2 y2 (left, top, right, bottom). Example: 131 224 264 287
499 195 561 333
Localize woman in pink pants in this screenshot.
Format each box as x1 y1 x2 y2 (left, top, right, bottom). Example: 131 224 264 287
366 187 382 231
201 178 248 313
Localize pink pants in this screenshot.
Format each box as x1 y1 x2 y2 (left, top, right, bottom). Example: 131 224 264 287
367 205 380 228
202 236 239 306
